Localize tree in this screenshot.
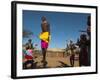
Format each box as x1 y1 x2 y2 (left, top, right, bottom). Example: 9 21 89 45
23 29 33 38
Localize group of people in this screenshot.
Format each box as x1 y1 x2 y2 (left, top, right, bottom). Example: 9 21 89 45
23 16 50 68
23 15 91 68
69 16 91 67
23 39 35 69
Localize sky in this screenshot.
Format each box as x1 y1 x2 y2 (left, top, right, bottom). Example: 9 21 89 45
23 10 90 49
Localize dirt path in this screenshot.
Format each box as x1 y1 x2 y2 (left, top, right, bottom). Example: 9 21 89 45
33 54 79 68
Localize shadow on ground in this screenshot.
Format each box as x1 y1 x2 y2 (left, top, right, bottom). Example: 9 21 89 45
23 60 52 69
56 61 71 67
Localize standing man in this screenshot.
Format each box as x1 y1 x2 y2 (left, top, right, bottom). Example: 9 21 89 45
39 16 50 67
79 34 88 66
26 39 33 49
87 15 91 66
69 40 75 67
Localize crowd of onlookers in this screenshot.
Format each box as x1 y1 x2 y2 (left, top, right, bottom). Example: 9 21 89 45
68 16 91 67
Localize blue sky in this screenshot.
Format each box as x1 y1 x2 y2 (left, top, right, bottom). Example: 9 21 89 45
23 10 90 49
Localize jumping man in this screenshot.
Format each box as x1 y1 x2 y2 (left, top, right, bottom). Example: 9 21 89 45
39 16 50 67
